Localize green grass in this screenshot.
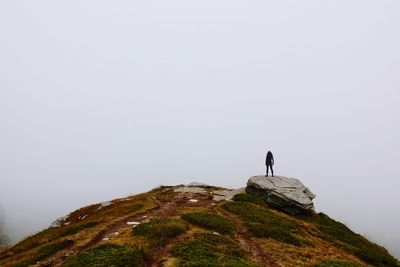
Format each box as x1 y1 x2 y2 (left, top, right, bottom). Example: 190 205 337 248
232 193 265 205
11 239 74 267
221 202 302 246
61 221 99 236
173 233 258 267
355 242 399 267
132 218 188 246
182 212 235 234
311 259 367 267
63 244 146 267
299 213 399 267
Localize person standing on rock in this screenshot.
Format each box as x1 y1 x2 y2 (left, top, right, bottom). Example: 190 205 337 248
265 151 274 177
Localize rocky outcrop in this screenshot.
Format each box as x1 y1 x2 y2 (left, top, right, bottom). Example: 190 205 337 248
173 182 210 194
246 176 316 214
212 188 246 201
174 186 207 194
173 182 246 201
50 214 70 228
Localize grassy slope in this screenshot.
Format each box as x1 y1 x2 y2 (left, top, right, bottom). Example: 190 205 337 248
0 187 397 267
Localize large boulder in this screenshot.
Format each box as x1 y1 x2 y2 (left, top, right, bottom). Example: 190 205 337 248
246 176 316 214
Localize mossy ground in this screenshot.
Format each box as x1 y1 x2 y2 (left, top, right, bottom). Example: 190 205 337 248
296 213 399 267
60 221 99 237
221 201 303 246
63 244 146 267
173 233 258 267
232 193 265 205
132 218 188 247
182 212 235 234
11 239 74 267
311 259 367 267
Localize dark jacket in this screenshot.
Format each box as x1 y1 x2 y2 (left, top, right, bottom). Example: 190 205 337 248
266 151 274 166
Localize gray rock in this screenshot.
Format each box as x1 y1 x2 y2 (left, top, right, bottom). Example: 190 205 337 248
212 188 246 201
50 214 70 228
186 182 212 188
246 176 316 214
97 201 113 210
101 201 112 207
174 186 207 194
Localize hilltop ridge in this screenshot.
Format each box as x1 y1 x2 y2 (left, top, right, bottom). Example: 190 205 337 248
0 178 398 267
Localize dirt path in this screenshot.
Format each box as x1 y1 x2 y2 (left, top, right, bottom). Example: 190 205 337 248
148 193 214 267
216 208 279 267
50 191 212 266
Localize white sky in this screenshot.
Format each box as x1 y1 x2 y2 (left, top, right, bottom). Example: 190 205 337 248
1 0 399 258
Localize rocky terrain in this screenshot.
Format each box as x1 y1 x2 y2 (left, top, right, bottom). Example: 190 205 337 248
0 176 398 267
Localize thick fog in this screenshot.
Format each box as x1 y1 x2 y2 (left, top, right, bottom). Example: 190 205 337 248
1 0 399 258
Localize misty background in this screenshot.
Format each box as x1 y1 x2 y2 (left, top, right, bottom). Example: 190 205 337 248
1 0 399 258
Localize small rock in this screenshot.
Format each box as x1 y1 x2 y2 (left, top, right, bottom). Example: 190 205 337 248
97 201 112 209
127 221 141 225
80 215 87 220
64 222 70 226
114 232 119 236
213 232 220 236
189 199 198 203
212 195 227 202
102 237 110 241
50 215 69 228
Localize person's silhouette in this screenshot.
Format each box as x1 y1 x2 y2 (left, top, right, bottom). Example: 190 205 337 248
265 151 274 177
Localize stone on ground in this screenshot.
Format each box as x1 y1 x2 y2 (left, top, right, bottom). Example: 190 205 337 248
50 215 70 228
212 188 246 201
97 201 112 209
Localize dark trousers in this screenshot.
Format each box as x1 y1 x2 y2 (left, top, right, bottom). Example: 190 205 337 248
266 164 273 177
